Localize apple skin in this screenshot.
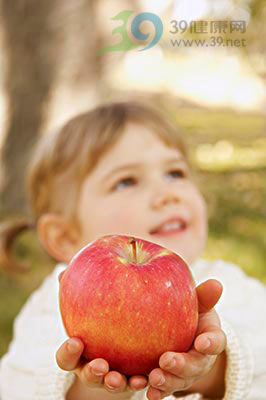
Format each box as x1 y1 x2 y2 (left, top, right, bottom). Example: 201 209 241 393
59 235 198 376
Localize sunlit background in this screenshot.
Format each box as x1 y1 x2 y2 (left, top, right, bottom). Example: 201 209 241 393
0 0 266 356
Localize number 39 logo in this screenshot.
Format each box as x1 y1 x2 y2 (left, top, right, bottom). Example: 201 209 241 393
98 10 163 54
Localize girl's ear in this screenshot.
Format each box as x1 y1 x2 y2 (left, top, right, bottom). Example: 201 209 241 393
37 213 80 263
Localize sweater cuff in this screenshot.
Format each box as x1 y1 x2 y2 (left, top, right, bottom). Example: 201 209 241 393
221 318 254 400
35 367 75 400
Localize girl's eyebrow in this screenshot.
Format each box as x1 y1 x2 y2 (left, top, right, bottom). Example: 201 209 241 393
102 156 185 181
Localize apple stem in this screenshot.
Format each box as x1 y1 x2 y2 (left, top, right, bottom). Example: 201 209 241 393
130 238 137 263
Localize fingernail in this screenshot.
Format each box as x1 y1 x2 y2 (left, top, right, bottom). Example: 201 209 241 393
164 358 176 369
89 360 106 376
105 375 120 390
67 339 80 353
156 375 165 386
93 370 105 376
105 382 117 390
201 339 211 350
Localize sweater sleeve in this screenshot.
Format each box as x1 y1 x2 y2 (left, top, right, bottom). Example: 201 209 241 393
0 264 75 400
220 317 253 399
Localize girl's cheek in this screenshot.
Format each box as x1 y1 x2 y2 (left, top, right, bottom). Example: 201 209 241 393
108 203 140 228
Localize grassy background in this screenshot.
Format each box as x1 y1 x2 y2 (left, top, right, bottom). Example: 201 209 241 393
0 107 265 358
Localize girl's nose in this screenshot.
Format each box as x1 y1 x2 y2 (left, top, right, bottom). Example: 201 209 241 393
151 189 180 210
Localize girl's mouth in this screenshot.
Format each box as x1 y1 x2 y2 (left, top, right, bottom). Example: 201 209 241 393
150 218 187 237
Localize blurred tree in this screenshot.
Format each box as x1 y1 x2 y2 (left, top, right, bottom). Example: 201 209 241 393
53 0 106 98
0 0 59 215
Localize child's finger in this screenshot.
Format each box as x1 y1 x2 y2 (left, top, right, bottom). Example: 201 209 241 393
197 308 221 334
103 371 127 393
195 309 227 355
56 338 84 371
159 351 215 378
88 358 109 377
194 329 227 355
148 368 193 395
146 385 163 400
128 375 148 391
196 279 223 313
79 358 109 386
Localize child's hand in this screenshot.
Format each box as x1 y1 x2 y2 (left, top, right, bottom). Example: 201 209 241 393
147 279 226 400
56 337 148 395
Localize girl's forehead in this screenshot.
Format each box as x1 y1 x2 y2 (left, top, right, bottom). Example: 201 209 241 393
104 123 183 159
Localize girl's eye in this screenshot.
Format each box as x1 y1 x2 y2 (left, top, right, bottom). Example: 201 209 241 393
167 169 186 179
112 177 137 191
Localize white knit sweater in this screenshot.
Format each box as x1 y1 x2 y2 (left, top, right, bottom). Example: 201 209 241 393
0 258 265 400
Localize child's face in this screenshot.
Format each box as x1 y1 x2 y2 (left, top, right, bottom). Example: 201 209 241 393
75 122 208 265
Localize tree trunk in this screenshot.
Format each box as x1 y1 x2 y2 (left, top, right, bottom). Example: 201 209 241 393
0 0 58 215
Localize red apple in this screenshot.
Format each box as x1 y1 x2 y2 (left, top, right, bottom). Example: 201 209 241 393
59 235 198 376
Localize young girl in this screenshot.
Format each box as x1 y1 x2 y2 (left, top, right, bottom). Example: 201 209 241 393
0 101 265 400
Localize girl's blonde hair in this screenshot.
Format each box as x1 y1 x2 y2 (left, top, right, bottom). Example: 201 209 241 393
0 100 187 271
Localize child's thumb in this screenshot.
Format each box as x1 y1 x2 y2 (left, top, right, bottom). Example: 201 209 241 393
196 279 223 313
56 338 84 371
